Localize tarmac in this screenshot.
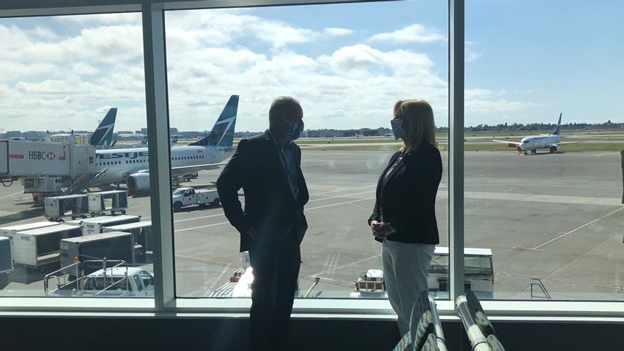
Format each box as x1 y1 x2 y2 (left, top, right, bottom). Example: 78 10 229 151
1 149 623 300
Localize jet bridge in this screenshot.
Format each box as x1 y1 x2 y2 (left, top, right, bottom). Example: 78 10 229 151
0 139 96 195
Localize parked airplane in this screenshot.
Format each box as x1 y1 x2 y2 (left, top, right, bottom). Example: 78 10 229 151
92 95 238 191
493 113 574 155
90 108 117 149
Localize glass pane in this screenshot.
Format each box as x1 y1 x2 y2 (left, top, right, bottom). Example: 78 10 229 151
0 13 153 298
465 1 624 300
165 1 449 299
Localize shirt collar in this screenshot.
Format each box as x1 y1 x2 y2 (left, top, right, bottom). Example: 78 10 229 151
267 129 291 149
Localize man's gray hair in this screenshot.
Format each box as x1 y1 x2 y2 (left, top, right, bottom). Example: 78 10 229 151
269 96 301 124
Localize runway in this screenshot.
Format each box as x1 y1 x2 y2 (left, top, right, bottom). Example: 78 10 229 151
1 150 623 300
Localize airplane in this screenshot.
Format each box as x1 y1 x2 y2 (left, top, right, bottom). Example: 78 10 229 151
492 113 574 155
89 108 117 149
91 95 238 192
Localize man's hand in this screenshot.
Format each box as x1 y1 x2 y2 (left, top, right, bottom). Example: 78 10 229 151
247 226 256 240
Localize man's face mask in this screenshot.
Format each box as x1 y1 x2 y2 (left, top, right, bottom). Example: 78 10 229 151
283 119 304 141
391 118 405 140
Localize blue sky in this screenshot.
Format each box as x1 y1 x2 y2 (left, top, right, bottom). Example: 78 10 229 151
0 0 622 133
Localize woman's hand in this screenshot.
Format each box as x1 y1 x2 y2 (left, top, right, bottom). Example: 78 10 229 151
371 221 394 238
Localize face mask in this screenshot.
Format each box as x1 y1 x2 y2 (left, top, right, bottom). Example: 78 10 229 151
391 119 405 140
283 119 304 141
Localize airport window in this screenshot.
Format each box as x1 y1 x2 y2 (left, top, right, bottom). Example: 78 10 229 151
0 12 151 300
165 1 449 299
464 1 624 301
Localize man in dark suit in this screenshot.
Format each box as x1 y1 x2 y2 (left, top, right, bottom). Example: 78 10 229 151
217 96 308 351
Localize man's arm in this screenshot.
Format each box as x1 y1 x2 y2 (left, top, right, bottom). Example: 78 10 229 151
216 139 253 235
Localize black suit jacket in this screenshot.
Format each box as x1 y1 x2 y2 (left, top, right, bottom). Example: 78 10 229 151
217 130 309 252
368 143 442 244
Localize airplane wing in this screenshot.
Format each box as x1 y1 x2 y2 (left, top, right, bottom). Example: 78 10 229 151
170 162 228 176
123 162 227 178
492 139 522 147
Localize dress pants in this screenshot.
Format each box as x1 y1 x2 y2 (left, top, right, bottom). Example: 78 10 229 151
248 234 301 351
382 239 435 336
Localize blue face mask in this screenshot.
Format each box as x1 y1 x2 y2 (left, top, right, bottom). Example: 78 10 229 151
391 119 405 140
283 119 304 141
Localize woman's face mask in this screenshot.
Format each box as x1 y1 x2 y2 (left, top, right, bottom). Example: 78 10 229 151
391 118 405 140
283 118 305 141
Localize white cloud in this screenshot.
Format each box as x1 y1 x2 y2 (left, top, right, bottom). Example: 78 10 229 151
72 63 99 75
368 24 445 44
0 10 536 132
58 13 141 25
465 41 483 62
324 28 355 37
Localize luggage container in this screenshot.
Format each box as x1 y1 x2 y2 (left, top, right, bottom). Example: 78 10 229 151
0 236 12 285
88 190 128 216
59 232 135 274
102 221 152 263
44 194 89 221
79 215 141 236
0 221 60 239
12 224 82 271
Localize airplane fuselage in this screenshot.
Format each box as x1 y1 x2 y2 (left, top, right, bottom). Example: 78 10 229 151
518 134 561 152
93 145 235 186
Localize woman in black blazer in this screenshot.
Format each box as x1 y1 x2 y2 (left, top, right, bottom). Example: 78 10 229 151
368 99 442 336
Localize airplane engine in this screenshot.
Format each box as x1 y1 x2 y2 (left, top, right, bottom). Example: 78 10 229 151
127 173 150 191
516 146 523 153
549 145 559 153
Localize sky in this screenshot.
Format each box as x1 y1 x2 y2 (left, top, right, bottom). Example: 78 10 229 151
0 0 622 133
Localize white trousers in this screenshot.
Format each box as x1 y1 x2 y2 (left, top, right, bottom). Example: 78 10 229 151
382 239 435 336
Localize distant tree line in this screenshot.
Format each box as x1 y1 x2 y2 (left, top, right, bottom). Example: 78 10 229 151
453 121 623 133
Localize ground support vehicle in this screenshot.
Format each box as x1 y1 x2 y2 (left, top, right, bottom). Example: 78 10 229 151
44 194 89 221
428 247 494 299
87 190 128 216
102 221 152 263
11 223 82 272
77 214 141 236
45 260 154 297
0 237 12 285
0 221 60 238
59 231 135 273
172 187 220 212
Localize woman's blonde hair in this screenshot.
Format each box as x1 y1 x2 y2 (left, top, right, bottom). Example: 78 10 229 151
394 99 437 152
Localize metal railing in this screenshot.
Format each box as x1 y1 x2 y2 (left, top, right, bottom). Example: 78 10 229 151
530 277 552 300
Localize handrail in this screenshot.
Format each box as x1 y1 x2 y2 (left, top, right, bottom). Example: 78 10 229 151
530 277 552 300
44 258 126 296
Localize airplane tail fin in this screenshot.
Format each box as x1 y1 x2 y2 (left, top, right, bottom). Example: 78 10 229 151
553 113 562 136
190 95 239 147
171 135 178 144
90 108 117 149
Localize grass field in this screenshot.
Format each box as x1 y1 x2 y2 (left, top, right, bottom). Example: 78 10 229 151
166 129 624 153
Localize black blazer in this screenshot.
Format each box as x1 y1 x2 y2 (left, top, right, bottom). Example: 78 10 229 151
368 143 442 244
217 130 309 252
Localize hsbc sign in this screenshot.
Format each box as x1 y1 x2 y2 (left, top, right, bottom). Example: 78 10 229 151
28 151 56 160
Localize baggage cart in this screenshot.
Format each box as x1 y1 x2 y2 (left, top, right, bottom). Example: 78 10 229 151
59 232 135 274
12 223 82 271
88 190 128 216
102 221 152 263
79 215 141 236
44 194 90 221
0 236 12 285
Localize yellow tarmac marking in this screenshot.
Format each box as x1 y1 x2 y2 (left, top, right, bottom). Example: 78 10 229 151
532 207 624 250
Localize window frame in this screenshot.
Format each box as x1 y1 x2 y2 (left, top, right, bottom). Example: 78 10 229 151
1 0 622 321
